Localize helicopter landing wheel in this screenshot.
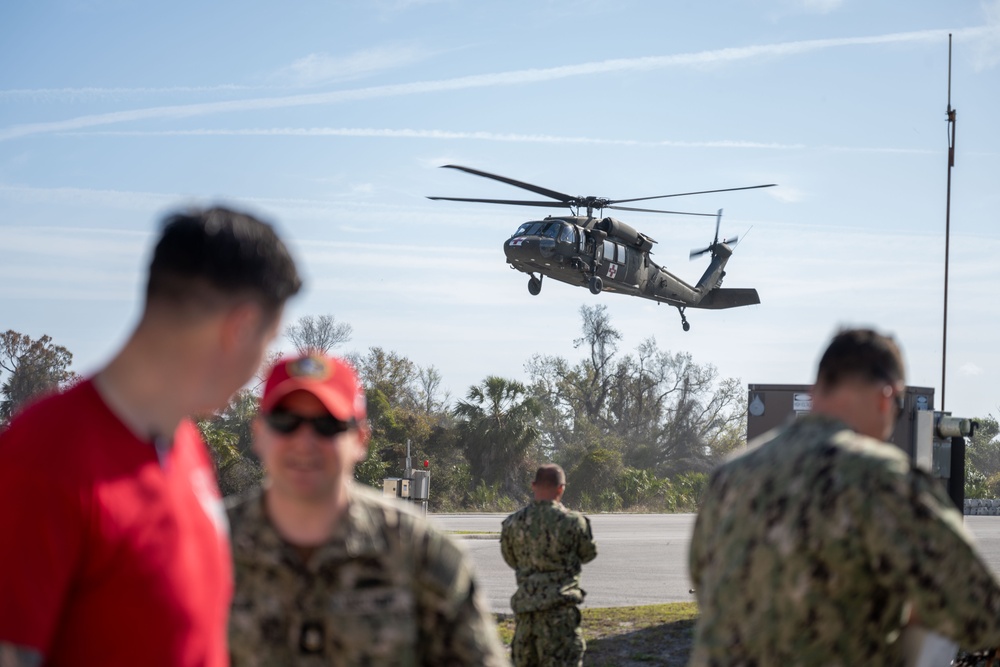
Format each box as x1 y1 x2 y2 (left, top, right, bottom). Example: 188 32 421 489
678 307 690 332
527 275 542 296
589 276 603 295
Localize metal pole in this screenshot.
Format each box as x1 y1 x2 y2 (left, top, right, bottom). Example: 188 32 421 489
942 34 956 411
949 435 965 513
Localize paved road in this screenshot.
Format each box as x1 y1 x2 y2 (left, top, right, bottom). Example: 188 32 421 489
428 513 1000 613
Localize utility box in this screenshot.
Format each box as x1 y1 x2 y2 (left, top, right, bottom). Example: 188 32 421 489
381 447 431 514
746 384 935 454
411 470 430 501
382 478 402 498
381 477 413 500
912 411 976 512
746 383 975 512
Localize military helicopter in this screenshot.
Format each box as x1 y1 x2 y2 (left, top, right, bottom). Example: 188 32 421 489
429 165 775 331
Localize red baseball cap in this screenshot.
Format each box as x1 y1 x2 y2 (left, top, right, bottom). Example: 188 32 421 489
261 354 367 430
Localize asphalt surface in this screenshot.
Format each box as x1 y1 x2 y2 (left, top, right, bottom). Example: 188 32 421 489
428 513 1000 613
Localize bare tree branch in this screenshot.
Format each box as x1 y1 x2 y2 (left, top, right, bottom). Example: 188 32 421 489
284 314 352 355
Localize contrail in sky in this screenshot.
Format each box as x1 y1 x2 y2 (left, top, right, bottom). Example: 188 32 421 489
64 127 936 154
0 26 988 142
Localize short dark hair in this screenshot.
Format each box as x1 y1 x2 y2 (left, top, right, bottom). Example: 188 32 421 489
146 206 302 317
815 328 905 390
533 464 566 488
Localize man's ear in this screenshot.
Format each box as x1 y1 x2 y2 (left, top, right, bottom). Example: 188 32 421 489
878 383 895 417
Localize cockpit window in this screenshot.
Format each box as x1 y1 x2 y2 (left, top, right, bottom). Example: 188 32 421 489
513 222 547 237
542 222 561 238
559 224 576 244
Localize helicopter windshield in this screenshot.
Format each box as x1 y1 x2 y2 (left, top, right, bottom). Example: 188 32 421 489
511 220 574 240
512 221 544 237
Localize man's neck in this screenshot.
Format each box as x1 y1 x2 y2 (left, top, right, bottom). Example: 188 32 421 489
94 330 204 441
810 383 885 440
263 484 351 548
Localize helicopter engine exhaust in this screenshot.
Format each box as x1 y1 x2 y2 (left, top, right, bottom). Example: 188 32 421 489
594 218 655 252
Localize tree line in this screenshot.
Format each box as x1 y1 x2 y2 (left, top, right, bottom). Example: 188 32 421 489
6 313 998 512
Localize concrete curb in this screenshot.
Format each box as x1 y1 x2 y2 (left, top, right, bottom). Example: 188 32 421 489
964 499 1000 516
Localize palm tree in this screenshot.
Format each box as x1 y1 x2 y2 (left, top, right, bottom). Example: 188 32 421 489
453 376 541 499
198 388 263 496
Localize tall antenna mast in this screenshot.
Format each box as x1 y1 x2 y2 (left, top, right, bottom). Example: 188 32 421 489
941 33 957 411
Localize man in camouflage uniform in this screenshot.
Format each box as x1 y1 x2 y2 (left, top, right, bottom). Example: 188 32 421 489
227 353 509 666
501 464 597 667
688 328 1000 666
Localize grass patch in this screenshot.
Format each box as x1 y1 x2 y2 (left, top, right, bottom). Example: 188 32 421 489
496 602 698 667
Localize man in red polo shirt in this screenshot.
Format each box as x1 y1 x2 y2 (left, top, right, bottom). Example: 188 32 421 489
0 206 301 667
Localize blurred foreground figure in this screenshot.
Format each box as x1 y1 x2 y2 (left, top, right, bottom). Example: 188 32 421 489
227 353 509 666
0 207 301 666
688 328 1000 666
501 464 597 667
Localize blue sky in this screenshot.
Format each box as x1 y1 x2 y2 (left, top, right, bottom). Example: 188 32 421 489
2 0 998 420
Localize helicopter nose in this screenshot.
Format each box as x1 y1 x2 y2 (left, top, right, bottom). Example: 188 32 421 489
504 236 534 263
505 235 528 251
539 238 556 258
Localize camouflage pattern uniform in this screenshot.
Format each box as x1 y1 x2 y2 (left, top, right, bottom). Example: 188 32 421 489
227 483 510 667
955 647 1000 666
500 500 597 667
688 414 1000 666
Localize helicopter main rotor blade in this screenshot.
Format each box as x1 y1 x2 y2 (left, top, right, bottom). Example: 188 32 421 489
426 196 570 208
610 183 777 205
608 204 718 217
440 165 575 203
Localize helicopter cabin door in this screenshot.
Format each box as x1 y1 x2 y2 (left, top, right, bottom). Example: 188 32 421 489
600 240 641 286
622 246 640 285
603 239 630 284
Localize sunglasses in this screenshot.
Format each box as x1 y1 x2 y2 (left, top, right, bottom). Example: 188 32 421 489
880 383 905 422
264 410 353 438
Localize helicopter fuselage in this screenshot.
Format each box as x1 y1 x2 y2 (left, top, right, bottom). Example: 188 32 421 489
429 163 770 330
503 215 757 312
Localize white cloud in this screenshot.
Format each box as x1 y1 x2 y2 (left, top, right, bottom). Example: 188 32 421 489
269 45 432 86
768 186 807 203
970 0 1000 70
0 84 267 102
54 127 935 157
370 0 451 13
960 362 985 376
1 27 981 142
350 183 376 195
0 183 178 210
793 0 844 15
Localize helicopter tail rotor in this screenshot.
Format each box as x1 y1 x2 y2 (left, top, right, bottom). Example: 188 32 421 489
690 210 738 259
